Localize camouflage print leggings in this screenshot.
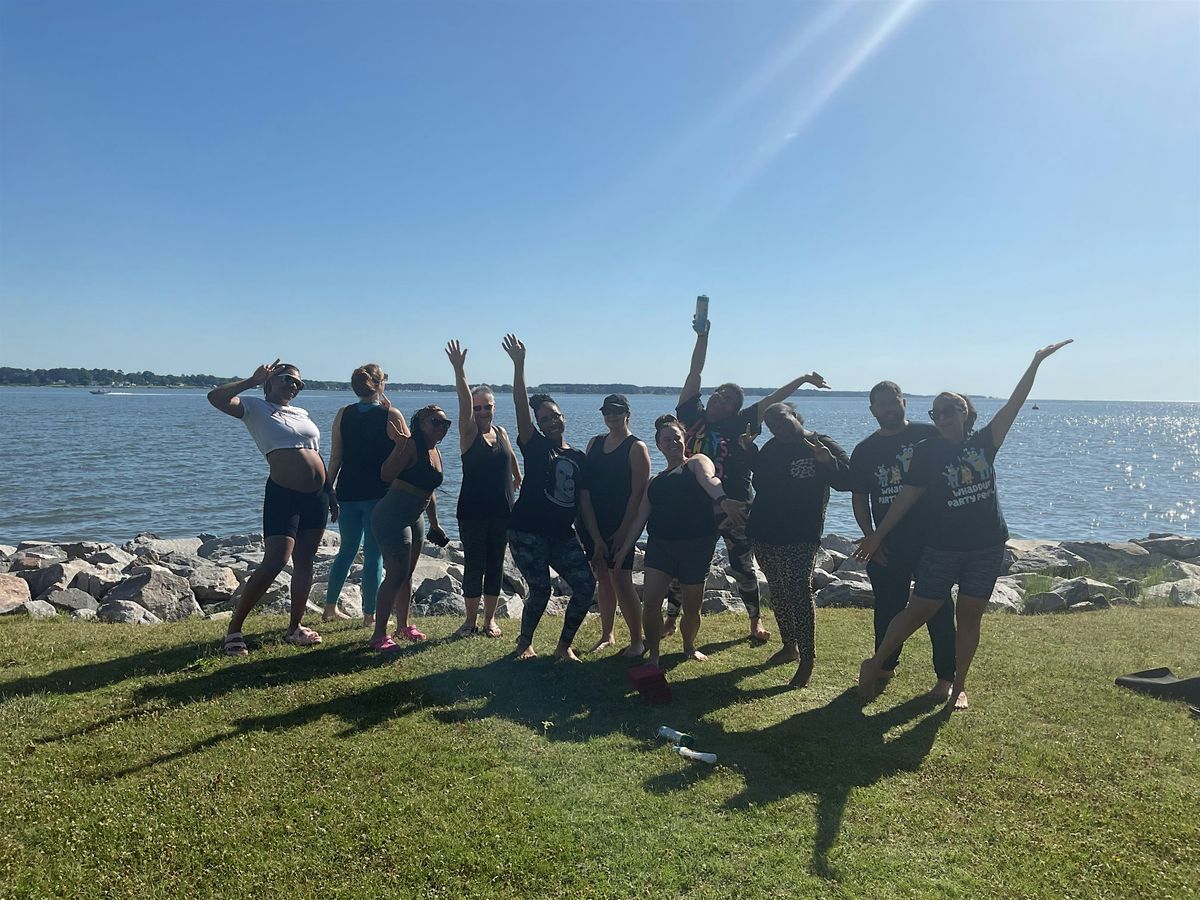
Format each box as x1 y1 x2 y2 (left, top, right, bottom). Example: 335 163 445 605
509 529 596 649
751 541 819 660
666 509 761 620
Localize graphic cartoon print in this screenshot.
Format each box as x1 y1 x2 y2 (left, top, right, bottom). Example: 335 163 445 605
685 420 729 481
874 442 919 503
941 445 996 509
545 450 580 508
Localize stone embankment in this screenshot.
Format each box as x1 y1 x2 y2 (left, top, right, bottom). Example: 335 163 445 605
1 532 1198 625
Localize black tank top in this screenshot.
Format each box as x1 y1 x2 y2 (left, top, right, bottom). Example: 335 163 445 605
397 445 444 492
335 404 392 502
647 462 717 540
458 428 513 520
584 434 639 535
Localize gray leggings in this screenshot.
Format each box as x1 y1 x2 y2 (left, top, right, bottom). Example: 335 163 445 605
371 488 428 563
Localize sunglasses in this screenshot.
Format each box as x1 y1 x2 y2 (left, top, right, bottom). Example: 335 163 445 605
473 403 494 412
601 407 627 415
929 406 964 420
277 375 303 390
430 418 453 430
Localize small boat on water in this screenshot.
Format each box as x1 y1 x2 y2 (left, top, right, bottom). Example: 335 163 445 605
1031 404 1040 410
90 388 110 395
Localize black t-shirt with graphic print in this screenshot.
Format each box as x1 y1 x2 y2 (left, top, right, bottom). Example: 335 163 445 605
849 422 940 561
676 394 760 502
903 423 1009 552
747 433 852 545
509 432 587 539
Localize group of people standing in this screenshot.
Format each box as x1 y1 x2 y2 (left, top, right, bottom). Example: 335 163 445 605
208 318 1071 711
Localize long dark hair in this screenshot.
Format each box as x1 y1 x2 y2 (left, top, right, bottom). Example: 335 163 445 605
409 404 446 453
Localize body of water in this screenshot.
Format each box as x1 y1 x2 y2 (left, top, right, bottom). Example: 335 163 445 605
0 387 1196 546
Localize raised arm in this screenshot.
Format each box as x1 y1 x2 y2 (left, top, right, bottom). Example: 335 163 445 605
678 320 710 406
987 340 1073 449
207 360 279 418
752 372 831 425
445 340 478 453
502 333 534 445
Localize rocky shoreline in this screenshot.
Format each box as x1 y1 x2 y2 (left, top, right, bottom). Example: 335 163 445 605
1 531 1198 626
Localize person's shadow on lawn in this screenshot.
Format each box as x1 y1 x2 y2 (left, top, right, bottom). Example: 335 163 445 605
644 687 950 880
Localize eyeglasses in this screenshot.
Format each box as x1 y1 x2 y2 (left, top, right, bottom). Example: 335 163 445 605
929 406 964 420
473 403 494 412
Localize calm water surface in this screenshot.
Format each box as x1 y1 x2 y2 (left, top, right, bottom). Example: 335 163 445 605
0 388 1196 545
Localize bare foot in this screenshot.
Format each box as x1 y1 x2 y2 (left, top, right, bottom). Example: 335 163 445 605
589 635 616 653
789 658 814 688
362 614 375 630
515 643 538 660
554 646 582 663
929 679 953 702
322 606 351 622
750 621 771 642
767 646 800 666
858 658 881 699
682 648 709 662
949 689 969 710
662 616 678 638
621 642 646 658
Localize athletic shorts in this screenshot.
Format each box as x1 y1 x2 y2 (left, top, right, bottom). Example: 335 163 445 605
643 534 719 585
914 544 1005 603
263 479 329 538
579 530 636 571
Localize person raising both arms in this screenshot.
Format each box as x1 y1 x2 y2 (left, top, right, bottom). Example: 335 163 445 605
502 333 596 663
667 312 830 642
578 393 650 657
323 363 406 629
368 405 452 652
855 340 1074 710
445 339 522 639
849 380 955 701
208 360 334 655
612 414 745 669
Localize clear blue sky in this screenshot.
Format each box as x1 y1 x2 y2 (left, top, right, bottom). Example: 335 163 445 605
2 0 1197 400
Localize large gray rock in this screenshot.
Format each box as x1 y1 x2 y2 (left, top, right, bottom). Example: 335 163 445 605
16 542 68 563
836 553 868 575
987 579 1024 614
1002 572 1065 592
85 547 138 568
815 575 874 609
103 565 202 621
1060 541 1166 576
97 600 163 625
1024 591 1069 614
71 608 98 622
0 573 32 613
415 589 467 617
1159 560 1200 582
494 595 524 620
814 547 845 574
124 535 204 558
705 569 737 592
70 562 126 600
198 533 265 559
57 540 118 560
412 559 461 600
308 582 362 617
811 567 835 590
502 557 528 598
19 560 89 600
1005 540 1090 577
702 590 745 614
156 555 241 603
45 587 99 613
12 599 59 619
1143 577 1200 608
1023 577 1123 614
1133 534 1200 560
820 534 859 557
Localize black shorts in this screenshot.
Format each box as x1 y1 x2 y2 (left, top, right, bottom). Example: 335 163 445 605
643 534 718 585
914 545 1005 603
579 530 636 571
263 479 329 539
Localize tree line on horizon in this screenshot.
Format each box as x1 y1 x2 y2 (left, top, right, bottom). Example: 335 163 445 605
0 367 875 397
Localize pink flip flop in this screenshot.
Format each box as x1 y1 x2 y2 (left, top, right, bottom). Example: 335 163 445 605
398 625 427 643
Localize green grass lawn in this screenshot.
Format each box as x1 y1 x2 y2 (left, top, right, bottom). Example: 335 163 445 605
1 609 1197 899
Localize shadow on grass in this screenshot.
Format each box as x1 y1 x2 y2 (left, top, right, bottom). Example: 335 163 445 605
646 687 951 880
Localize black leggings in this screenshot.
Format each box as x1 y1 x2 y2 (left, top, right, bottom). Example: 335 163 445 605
460 517 510 598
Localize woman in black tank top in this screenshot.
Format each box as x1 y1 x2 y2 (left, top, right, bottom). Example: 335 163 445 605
613 415 747 670
446 340 521 638
578 394 650 657
369 404 451 651
323 363 405 628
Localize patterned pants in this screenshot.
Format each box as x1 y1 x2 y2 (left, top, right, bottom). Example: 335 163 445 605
666 509 762 620
752 541 819 660
508 529 596 648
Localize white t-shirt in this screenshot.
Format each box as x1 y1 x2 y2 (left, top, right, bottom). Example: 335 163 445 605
239 395 321 457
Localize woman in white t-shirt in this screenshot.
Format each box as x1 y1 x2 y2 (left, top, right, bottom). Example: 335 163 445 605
208 360 336 656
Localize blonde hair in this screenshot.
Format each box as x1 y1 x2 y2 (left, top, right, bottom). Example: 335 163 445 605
350 363 385 399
